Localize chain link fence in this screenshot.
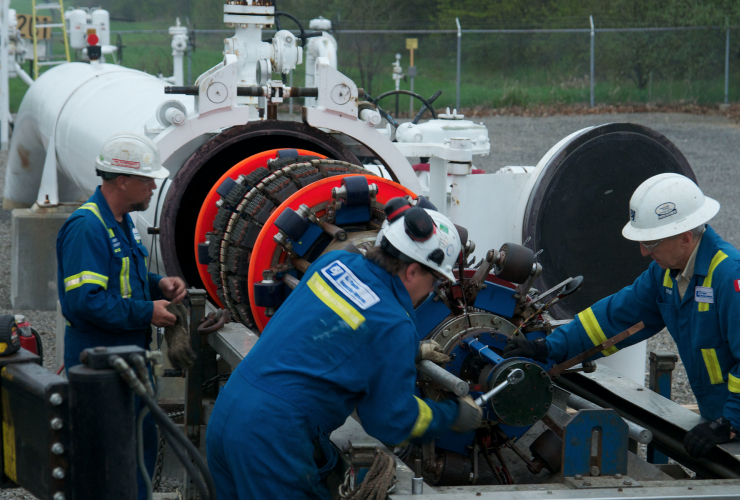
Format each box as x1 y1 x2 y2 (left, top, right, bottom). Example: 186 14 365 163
104 24 737 113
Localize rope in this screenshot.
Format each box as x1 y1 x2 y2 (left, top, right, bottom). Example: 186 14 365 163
339 452 398 500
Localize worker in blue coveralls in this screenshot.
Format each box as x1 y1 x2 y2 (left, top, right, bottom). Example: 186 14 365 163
504 173 739 459
207 198 484 499
56 133 190 499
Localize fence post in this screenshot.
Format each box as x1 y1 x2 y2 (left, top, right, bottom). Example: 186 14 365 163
456 17 461 111
590 15 595 108
725 16 730 105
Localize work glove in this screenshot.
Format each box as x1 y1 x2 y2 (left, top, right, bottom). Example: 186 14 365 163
164 303 197 371
502 337 549 363
451 395 483 433
416 339 450 366
684 416 735 458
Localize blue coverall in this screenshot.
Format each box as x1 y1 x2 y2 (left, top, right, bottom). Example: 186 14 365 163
57 186 163 500
547 225 740 428
207 251 460 499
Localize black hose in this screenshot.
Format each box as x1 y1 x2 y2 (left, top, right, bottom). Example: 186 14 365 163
140 392 217 500
371 90 438 120
159 423 210 500
412 90 443 124
363 93 398 129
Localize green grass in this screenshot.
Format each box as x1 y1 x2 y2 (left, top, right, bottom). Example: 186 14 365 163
9 22 738 113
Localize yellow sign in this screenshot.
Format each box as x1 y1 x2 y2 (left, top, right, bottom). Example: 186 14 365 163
16 14 52 39
406 38 418 50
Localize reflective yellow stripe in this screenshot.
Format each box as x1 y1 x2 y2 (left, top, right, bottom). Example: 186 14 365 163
663 269 673 288
729 374 740 393
120 257 131 298
307 273 365 329
79 203 106 227
410 396 433 439
2 375 17 483
698 250 728 312
701 349 724 384
64 271 109 291
578 307 619 356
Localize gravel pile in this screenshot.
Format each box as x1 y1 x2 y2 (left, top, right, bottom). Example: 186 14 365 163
0 112 738 497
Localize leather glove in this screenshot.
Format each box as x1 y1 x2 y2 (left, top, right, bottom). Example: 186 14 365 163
502 337 549 363
416 339 450 366
684 416 734 458
451 395 483 433
164 303 197 371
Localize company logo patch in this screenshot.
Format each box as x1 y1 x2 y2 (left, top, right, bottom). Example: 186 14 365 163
734 279 740 292
321 260 380 310
112 158 141 170
655 202 677 220
695 286 714 304
439 223 449 234
630 209 636 221
132 227 141 242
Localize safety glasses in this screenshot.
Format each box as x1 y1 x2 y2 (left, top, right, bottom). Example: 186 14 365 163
640 239 664 253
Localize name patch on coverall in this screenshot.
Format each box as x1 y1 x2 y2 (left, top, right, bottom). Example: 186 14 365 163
695 286 714 304
321 261 380 310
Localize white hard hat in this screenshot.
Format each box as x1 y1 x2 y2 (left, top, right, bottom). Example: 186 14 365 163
622 173 719 241
95 132 169 179
376 198 461 281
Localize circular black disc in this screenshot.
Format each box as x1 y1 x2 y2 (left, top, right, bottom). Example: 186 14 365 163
523 123 695 319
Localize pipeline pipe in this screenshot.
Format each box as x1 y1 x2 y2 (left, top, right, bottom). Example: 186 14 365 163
417 360 469 397
566 393 653 444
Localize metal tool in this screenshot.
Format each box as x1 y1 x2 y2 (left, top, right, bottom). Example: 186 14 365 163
547 322 644 378
475 368 525 406
417 360 469 397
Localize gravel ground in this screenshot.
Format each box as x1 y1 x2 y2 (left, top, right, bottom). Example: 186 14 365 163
0 112 738 497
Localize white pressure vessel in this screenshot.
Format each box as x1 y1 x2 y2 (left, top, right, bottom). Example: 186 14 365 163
91 9 110 46
66 9 87 50
3 62 194 208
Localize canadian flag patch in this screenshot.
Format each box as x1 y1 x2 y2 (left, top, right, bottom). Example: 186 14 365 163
734 279 740 292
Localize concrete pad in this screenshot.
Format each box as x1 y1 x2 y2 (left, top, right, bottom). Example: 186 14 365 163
11 204 78 310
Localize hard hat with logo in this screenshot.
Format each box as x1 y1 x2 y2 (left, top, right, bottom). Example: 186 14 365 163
376 197 462 281
622 173 719 241
95 132 169 179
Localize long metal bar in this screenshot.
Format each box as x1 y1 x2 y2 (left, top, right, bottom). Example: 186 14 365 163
566 392 652 444
417 360 469 397
589 15 595 108
455 17 461 111
547 322 643 378
725 17 730 105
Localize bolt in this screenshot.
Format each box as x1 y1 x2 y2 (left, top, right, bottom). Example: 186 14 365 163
286 36 293 43
49 394 63 406
515 419 522 425
53 493 65 500
583 481 592 487
524 363 531 370
491 398 498 405
548 386 554 392
637 388 644 391
615 473 622 479
50 418 63 431
544 403 550 409
52 467 65 479
540 371 548 378
476 493 481 497
51 443 64 455
623 480 632 486
590 466 600 477
575 474 583 480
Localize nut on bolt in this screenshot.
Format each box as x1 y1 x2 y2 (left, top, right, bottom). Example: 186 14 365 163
49 393 63 406
51 443 64 455
53 493 65 500
52 467 65 479
50 418 63 430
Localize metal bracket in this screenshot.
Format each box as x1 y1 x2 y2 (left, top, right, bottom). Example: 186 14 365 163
563 475 641 489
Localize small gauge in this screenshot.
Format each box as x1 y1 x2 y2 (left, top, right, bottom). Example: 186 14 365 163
331 84 351 105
